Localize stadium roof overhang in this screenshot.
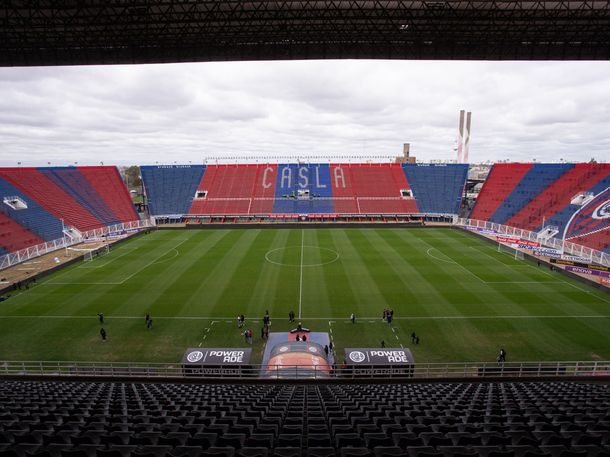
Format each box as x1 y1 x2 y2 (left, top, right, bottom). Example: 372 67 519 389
2 1 610 66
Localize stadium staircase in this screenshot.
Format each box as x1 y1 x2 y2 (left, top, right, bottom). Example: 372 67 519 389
0 379 609 457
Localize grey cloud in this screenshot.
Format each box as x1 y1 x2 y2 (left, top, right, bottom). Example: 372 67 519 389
1 60 610 166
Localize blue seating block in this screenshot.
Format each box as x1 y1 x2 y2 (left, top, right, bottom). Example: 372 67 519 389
402 164 468 214
141 165 206 216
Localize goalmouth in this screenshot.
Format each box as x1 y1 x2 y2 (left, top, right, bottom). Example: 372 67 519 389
497 243 524 260
66 244 110 262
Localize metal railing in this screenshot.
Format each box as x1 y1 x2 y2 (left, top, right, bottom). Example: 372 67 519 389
0 219 150 271
455 218 610 268
1 360 608 381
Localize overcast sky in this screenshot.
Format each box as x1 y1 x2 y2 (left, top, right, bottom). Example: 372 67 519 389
0 60 609 167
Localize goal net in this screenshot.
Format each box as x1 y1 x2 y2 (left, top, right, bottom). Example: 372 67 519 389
497 243 524 260
67 245 110 262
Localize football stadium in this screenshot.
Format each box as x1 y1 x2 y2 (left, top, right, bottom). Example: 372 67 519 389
1 3 610 457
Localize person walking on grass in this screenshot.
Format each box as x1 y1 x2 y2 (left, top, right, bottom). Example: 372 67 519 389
98 313 104 324
100 327 107 341
350 313 356 324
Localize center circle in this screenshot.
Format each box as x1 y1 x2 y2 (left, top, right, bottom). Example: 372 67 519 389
265 246 340 267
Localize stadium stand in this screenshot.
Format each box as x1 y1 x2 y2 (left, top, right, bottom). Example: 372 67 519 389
469 164 533 222
487 164 574 226
471 163 610 254
344 164 418 215
402 164 469 214
0 168 103 232
0 379 609 457
0 213 44 253
0 177 64 244
189 164 258 215
141 165 205 216
144 163 469 216
0 166 138 254
506 164 610 232
78 167 139 224
40 167 121 227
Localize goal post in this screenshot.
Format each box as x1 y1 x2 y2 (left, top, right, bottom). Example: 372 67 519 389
497 243 524 260
66 244 110 262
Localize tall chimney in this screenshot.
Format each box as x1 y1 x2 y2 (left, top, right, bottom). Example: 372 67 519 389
457 110 465 162
464 111 472 163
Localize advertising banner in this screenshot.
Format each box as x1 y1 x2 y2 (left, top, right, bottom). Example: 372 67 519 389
496 236 540 248
532 247 564 257
564 266 610 278
551 258 609 272
181 348 252 377
344 348 415 377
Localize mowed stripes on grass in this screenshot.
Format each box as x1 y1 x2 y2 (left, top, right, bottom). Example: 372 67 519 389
0 227 609 364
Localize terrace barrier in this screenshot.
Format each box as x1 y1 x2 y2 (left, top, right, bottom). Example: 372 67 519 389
0 360 608 381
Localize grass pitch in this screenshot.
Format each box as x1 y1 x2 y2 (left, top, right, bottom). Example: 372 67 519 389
0 227 609 365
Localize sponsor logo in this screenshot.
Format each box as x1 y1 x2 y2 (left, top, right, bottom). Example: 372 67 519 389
308 346 318 353
186 351 204 363
348 351 366 363
209 350 244 363
592 200 610 220
279 346 289 352
565 189 610 238
370 350 410 363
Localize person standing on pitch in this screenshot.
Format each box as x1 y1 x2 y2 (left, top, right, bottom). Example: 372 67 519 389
100 327 107 341
147 318 153 330
289 310 295 322
350 313 355 324
98 313 104 324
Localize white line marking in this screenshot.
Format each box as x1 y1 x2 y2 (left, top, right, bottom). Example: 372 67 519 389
198 342 202 347
400 344 404 349
1 315 610 320
298 229 304 319
426 247 457 264
77 248 137 269
265 246 339 268
395 335 399 340
45 238 189 286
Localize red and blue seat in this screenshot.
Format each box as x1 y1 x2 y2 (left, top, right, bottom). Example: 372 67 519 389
143 163 468 217
471 163 610 254
0 166 138 254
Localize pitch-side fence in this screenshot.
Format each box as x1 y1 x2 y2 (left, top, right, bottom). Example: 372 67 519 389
0 219 150 271
454 218 610 268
